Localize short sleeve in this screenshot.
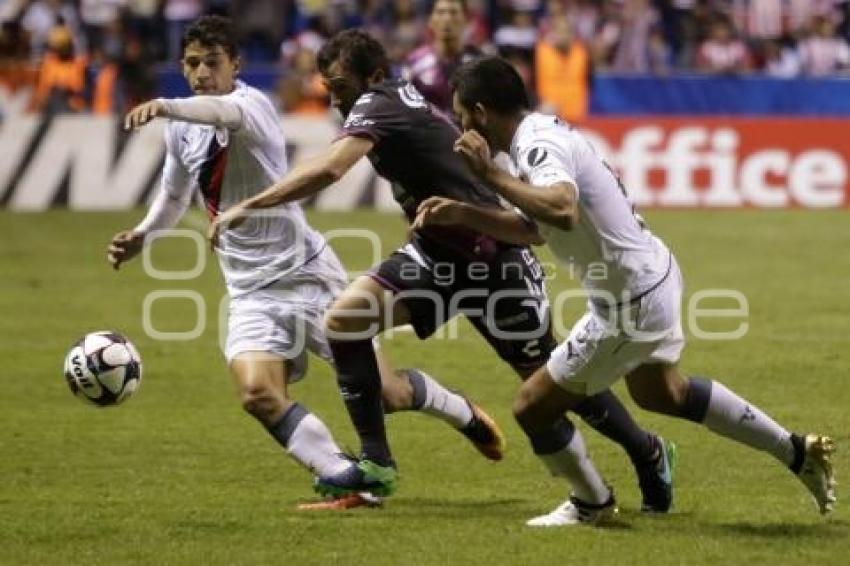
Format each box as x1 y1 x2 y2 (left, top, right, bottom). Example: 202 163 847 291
339 91 409 145
517 140 578 191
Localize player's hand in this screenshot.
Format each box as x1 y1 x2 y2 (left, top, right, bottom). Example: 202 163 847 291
412 196 467 230
124 100 166 131
107 230 145 271
207 205 249 250
454 130 496 179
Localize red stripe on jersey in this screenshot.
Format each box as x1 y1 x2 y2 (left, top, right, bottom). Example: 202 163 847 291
198 135 229 219
205 148 228 218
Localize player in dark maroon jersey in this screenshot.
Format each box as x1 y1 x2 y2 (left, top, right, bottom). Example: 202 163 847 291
209 30 673 511
403 0 480 113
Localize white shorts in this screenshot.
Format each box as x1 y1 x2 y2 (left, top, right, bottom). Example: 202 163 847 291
224 246 347 383
547 256 685 396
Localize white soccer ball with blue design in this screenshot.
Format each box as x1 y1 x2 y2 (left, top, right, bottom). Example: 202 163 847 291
63 331 142 406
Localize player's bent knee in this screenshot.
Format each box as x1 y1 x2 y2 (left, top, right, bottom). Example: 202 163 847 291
323 310 347 335
239 383 282 421
324 308 375 338
626 365 688 416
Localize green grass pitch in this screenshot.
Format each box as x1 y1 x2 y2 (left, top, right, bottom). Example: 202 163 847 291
0 209 848 565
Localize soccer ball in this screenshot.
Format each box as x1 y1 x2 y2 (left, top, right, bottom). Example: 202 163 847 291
63 331 142 406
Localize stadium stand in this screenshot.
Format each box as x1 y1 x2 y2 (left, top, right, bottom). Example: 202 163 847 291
2 1 849 117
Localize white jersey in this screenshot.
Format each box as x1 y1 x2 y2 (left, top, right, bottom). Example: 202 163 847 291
160 80 326 298
510 113 670 302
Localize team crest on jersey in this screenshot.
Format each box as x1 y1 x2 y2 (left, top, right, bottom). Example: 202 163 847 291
527 147 548 167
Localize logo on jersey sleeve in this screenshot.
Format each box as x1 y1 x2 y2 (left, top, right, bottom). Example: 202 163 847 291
399 83 427 108
353 93 373 107
527 147 549 168
343 112 375 128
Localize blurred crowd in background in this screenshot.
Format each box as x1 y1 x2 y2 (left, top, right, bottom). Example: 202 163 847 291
1 0 850 118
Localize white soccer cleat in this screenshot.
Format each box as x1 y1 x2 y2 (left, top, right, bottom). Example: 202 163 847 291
526 494 618 527
796 434 836 514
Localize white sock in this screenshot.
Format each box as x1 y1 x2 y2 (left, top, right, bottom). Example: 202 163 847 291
703 381 795 466
408 369 474 428
538 428 610 504
286 414 351 476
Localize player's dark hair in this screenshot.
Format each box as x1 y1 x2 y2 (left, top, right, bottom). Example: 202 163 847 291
181 15 239 59
430 0 468 14
450 56 530 115
317 29 390 81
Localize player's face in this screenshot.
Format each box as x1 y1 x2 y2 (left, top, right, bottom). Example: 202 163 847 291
430 0 466 44
452 91 488 136
321 60 367 117
182 42 240 96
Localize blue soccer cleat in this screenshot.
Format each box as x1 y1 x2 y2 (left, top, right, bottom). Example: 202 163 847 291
638 435 676 513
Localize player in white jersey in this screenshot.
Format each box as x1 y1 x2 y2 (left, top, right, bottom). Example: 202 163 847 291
105 16 506 510
413 56 835 525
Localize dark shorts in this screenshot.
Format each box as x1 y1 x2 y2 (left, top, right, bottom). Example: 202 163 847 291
369 242 556 373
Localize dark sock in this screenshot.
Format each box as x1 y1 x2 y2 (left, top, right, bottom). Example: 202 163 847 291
681 376 712 423
789 433 805 474
328 338 393 466
266 402 308 448
528 416 576 455
404 368 428 410
575 390 656 465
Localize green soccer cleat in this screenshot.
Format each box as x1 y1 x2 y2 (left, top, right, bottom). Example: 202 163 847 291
314 458 398 498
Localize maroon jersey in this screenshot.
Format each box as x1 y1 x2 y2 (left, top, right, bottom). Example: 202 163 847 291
403 44 481 113
339 79 511 261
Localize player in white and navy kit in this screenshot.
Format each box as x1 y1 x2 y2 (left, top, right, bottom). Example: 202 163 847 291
424 56 835 525
106 16 505 509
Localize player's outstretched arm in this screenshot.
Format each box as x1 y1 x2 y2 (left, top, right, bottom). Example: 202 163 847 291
413 196 544 246
455 130 579 230
250 135 373 207
207 135 374 244
124 97 243 130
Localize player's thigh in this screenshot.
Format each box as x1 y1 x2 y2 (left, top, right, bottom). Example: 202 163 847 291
623 257 688 412
465 246 555 374
225 290 309 381
368 249 451 340
226 277 325 387
468 310 555 377
546 310 659 396
325 274 411 338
